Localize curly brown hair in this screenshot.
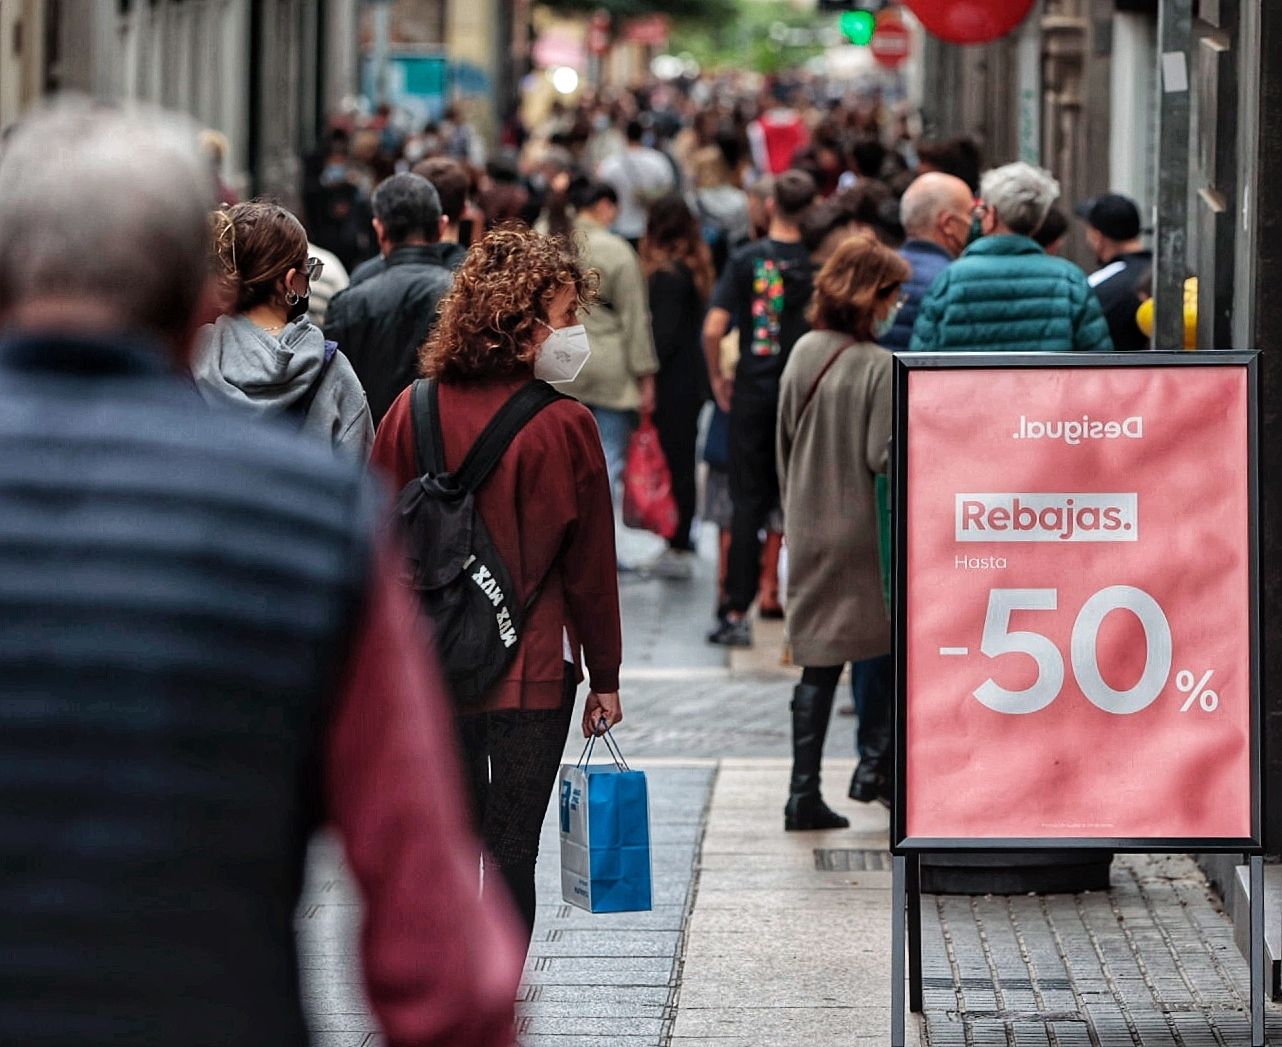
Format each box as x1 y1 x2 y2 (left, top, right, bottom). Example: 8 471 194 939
806 234 910 341
419 224 599 381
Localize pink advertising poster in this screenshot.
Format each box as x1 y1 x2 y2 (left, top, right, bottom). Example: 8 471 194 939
903 364 1254 843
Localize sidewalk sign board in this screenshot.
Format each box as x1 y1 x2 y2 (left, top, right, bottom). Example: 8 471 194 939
886 351 1263 1046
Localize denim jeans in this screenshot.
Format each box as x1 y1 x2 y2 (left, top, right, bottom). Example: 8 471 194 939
849 655 893 760
590 406 637 506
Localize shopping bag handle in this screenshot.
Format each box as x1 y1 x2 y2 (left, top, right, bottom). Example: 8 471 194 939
576 718 631 771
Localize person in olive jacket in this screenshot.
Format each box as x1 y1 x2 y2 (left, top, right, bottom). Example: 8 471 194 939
910 162 1114 354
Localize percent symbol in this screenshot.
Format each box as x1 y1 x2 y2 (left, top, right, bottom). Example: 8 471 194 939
1176 669 1219 712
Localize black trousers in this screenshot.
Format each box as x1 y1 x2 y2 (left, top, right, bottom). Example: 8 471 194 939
654 390 702 552
801 658 892 760
458 667 575 951
725 394 780 614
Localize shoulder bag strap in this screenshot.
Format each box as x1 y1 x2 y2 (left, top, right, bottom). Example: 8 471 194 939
409 378 447 475
453 380 566 494
798 340 857 418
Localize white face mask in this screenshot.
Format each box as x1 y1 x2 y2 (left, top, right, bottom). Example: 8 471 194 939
535 321 592 383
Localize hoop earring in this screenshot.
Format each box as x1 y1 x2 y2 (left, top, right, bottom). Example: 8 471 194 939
284 290 301 306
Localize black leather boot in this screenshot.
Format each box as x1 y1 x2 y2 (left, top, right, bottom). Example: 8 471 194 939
849 719 893 807
784 682 850 831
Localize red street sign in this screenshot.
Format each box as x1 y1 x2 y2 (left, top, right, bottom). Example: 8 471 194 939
904 0 1035 45
588 8 611 56
871 16 912 68
895 355 1259 848
622 15 670 47
588 26 611 56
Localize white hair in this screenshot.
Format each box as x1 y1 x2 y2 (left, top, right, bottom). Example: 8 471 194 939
979 161 1060 236
0 96 215 339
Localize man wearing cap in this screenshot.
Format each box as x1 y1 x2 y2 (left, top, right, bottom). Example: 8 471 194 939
1077 193 1153 351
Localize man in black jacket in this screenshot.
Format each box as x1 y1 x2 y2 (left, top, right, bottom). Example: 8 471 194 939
325 172 457 426
1077 193 1153 352
347 156 471 286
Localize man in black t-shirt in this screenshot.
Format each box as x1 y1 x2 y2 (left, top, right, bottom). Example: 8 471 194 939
1077 194 1153 352
702 170 817 647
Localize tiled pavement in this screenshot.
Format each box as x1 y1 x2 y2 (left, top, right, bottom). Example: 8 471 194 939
516 765 715 1046
921 853 1282 1047
297 527 1282 1046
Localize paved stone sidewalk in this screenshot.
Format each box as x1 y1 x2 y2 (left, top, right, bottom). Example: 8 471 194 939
920 853 1282 1047
297 545 1282 1047
517 763 715 1046
668 757 894 1047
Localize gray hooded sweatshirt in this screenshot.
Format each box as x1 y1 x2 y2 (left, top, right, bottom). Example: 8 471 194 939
194 314 374 458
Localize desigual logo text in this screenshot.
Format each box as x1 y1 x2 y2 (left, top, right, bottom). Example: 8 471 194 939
1013 415 1143 445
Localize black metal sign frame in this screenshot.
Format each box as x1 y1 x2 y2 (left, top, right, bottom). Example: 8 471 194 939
885 351 1264 1046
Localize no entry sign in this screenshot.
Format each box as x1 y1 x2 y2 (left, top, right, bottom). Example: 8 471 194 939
892 353 1260 850
871 15 912 69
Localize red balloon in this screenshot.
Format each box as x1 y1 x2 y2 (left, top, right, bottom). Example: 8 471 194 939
904 0 1036 45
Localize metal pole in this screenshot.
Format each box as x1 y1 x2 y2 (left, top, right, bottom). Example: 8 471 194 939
1251 854 1265 1045
891 855 906 1046
370 0 391 107
907 854 923 1013
1153 0 1193 349
1015 1 1043 166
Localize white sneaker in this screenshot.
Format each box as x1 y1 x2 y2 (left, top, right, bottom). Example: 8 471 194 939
648 547 695 580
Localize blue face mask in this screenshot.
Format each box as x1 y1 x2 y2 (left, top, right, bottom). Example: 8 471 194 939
967 212 984 246
875 301 903 341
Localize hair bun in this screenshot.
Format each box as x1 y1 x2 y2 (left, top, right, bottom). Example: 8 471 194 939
209 208 238 278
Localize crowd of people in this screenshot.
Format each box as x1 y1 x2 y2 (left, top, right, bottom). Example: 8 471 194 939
0 71 1159 1041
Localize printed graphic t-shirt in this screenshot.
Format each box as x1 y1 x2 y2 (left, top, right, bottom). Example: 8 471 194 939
711 238 814 401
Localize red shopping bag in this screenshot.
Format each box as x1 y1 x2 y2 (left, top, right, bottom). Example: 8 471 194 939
622 415 678 540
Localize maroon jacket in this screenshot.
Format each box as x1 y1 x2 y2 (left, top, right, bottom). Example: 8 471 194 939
372 373 622 712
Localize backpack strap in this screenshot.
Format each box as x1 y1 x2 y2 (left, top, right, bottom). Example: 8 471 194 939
453 380 566 493
409 378 446 475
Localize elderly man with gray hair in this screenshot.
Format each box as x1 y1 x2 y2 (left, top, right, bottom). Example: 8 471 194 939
0 98 523 1046
910 161 1113 353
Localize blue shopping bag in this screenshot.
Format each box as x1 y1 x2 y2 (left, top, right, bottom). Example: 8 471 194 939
559 727 652 914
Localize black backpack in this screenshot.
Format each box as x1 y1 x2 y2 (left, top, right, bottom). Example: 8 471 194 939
393 378 567 710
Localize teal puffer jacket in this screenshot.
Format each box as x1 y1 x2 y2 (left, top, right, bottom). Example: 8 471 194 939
909 235 1114 353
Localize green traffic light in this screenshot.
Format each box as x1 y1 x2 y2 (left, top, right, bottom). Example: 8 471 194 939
839 10 876 46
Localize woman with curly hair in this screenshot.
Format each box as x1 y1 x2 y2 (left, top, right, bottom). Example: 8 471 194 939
776 235 909 830
640 193 715 578
195 202 373 456
371 226 624 950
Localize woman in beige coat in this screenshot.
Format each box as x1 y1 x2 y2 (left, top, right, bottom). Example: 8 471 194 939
777 236 910 830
